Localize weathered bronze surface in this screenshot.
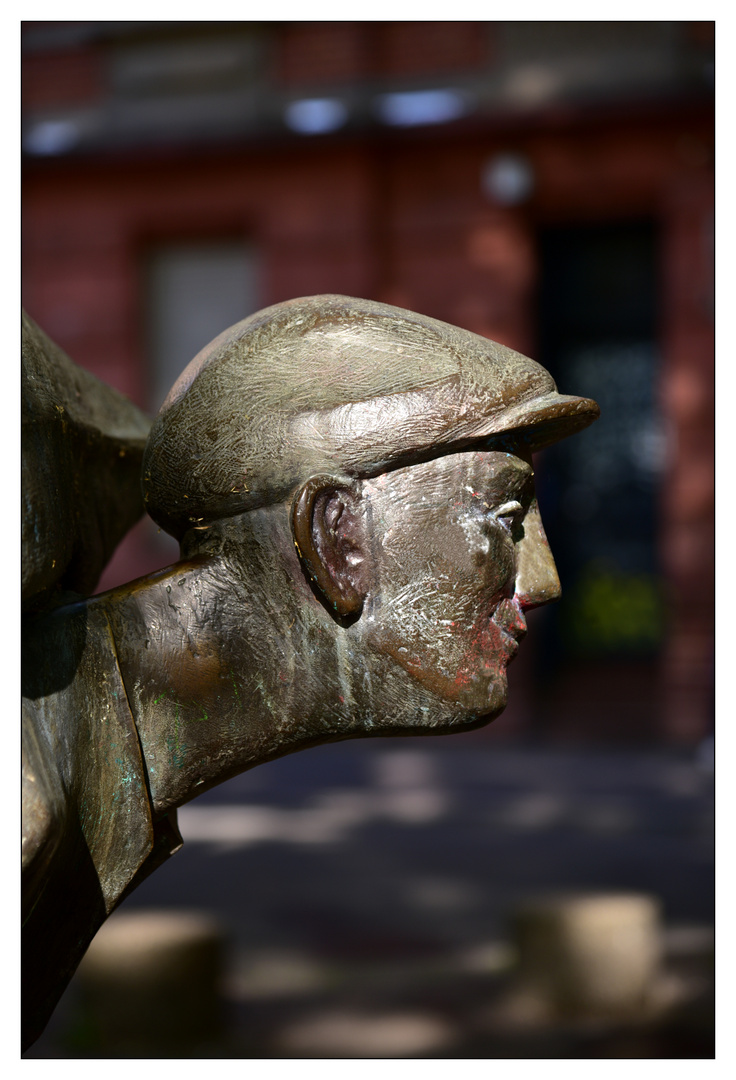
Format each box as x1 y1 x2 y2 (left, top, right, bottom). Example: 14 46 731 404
22 312 150 612
21 295 599 1049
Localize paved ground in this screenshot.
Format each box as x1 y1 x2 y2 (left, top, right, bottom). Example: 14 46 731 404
27 735 714 1058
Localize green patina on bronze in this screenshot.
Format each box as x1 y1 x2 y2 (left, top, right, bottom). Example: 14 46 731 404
22 295 598 1050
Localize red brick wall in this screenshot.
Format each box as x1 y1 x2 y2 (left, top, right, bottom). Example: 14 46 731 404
22 44 104 109
276 23 374 85
379 22 490 77
659 172 714 741
276 21 490 86
22 111 714 740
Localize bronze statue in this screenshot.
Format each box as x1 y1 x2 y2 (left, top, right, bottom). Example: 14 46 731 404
21 295 599 1049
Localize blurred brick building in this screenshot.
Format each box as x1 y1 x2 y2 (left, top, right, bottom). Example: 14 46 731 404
21 21 714 743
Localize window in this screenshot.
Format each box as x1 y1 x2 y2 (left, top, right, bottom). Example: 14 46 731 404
144 241 259 413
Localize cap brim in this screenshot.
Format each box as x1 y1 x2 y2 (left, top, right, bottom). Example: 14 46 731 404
465 392 600 452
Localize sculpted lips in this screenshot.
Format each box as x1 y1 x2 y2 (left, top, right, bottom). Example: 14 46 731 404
491 598 528 657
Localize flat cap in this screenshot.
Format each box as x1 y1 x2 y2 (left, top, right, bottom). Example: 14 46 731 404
143 295 599 540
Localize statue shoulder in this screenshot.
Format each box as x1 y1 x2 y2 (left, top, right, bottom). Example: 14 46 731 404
21 311 152 612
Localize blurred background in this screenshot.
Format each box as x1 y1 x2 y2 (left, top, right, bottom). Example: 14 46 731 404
22 20 714 1058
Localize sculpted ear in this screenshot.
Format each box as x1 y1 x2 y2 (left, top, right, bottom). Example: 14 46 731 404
291 477 367 619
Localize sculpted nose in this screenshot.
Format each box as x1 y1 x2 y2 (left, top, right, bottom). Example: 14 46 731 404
514 500 561 611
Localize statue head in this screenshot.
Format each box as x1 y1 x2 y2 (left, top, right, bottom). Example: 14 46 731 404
142 295 598 731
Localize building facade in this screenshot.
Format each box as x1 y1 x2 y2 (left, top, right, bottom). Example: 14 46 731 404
22 21 714 742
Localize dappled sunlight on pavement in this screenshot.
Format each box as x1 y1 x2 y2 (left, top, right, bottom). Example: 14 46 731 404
27 739 713 1058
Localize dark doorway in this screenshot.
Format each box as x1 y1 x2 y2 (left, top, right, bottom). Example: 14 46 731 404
532 220 665 739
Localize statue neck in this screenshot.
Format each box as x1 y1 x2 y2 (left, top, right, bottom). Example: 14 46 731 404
99 555 343 817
